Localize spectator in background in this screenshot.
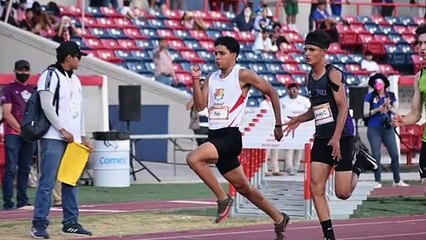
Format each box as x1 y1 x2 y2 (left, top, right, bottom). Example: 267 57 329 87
34 12 54 37
283 0 299 30
330 0 350 17
1 59 36 210
308 0 319 31
16 0 27 22
260 96 283 176
153 38 177 86
381 0 394 16
223 0 241 14
363 73 409 189
271 21 289 51
120 0 143 20
209 0 221 11
181 11 208 31
19 8 34 31
53 16 79 43
252 29 273 53
371 0 382 15
255 0 273 17
280 82 310 175
313 0 339 43
253 7 270 31
1 0 19 26
233 5 255 32
361 50 380 73
148 0 167 11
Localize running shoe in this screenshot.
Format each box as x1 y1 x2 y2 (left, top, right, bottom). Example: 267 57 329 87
62 223 92 236
274 212 290 240
31 225 49 239
214 195 233 223
358 149 379 171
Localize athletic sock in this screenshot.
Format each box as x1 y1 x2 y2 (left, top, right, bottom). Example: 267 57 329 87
321 219 335 240
352 167 362 177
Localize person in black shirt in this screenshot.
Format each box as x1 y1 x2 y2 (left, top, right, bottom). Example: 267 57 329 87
284 30 378 240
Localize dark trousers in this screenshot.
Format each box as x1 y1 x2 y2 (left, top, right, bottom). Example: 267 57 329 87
2 134 35 209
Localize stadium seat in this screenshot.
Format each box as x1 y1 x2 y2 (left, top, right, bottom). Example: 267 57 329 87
285 32 304 43
148 9 167 19
165 19 185 30
197 50 215 62
86 7 105 17
400 16 416 26
290 53 306 63
371 15 389 26
113 18 136 29
393 25 408 34
148 19 167 29
140 28 160 40
345 73 360 86
95 49 123 64
117 39 140 50
90 28 112 38
350 23 369 34
388 33 404 44
385 16 403 26
199 63 216 74
71 37 90 50
260 73 278 83
60 5 83 17
123 28 146 40
365 23 384 34
414 17 425 26
157 29 179 40
168 39 187 51
174 29 193 39
328 43 347 54
100 39 122 50
275 53 298 64
238 31 256 43
298 63 311 72
266 63 286 74
131 50 152 60
248 62 268 73
144 61 156 73
95 18 115 28
244 52 264 62
82 17 100 28
199 40 215 51
379 64 398 75
260 52 281 63
207 30 222 39
342 15 361 24
107 28 127 39
190 30 211 41
282 63 305 74
209 11 228 22
280 42 302 53
402 33 416 45
184 39 203 50
379 25 395 35
132 18 151 29
374 34 392 44
346 64 370 75
125 61 148 74
213 21 234 31
176 72 193 87
276 74 294 85
181 50 206 63
84 37 108 50
357 16 373 25
163 9 184 20
115 50 138 61
100 7 122 17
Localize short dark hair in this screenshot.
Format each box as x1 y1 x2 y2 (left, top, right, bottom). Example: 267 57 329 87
364 50 373 56
415 25 426 45
214 36 240 58
305 30 330 49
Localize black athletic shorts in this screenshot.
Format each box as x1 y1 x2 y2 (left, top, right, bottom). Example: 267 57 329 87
311 136 354 171
208 127 242 175
419 141 426 179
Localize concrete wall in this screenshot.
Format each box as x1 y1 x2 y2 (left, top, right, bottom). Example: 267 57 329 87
0 21 193 162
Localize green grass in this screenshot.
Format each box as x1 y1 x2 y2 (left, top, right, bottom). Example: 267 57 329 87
352 196 426 218
2 183 226 204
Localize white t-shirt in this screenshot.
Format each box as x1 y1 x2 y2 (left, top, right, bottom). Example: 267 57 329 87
280 95 311 120
37 68 84 142
252 34 272 53
361 59 379 72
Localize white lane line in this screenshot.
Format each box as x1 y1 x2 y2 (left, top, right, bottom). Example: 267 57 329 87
167 200 216 205
339 232 426 240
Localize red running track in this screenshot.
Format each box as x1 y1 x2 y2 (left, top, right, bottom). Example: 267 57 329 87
84 215 426 240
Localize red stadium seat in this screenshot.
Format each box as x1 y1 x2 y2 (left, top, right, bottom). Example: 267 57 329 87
99 7 122 17
328 43 347 54
199 39 215 51
123 28 146 40
190 30 211 41
157 29 179 40
371 16 389 26
113 18 136 29
346 64 371 75
378 64 398 75
276 74 295 85
117 39 140 50
282 63 305 74
95 49 123 64
96 18 115 28
169 39 188 51
100 39 123 50
181 50 206 63
84 37 108 50
60 5 83 17
165 19 185 30
275 53 298 64
163 9 184 20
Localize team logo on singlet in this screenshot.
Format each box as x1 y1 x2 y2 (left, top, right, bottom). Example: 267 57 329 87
214 88 225 103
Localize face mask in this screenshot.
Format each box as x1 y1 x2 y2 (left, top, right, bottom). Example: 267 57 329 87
16 73 30 83
374 81 385 91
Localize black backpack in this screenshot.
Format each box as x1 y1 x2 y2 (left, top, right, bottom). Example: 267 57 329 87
20 67 60 142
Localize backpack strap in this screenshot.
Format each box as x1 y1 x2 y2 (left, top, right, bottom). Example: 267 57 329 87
325 64 341 92
45 66 60 115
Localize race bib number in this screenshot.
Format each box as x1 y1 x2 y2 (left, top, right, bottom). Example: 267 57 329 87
209 106 229 120
313 103 334 126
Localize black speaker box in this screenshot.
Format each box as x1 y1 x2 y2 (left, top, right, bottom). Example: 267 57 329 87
119 85 141 122
349 87 368 120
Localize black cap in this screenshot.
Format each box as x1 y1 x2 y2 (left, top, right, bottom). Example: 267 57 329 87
305 30 330 50
368 73 390 89
56 41 87 57
14 59 30 70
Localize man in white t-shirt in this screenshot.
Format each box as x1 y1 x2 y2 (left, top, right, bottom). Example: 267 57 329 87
252 29 273 54
360 50 379 73
280 82 310 175
31 41 92 239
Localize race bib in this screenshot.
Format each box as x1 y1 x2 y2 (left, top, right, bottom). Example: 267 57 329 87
313 103 334 126
209 106 229 120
